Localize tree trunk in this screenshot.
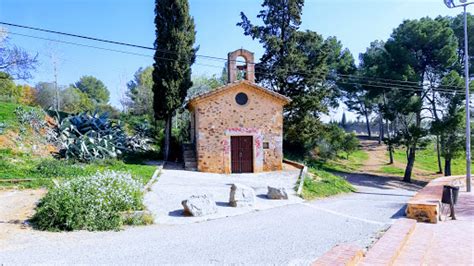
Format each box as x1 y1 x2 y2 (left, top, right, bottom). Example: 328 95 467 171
364 110 371 138
378 114 383 144
444 158 452 176
404 146 415 183
387 119 394 164
389 146 394 164
435 136 443 174
164 115 172 161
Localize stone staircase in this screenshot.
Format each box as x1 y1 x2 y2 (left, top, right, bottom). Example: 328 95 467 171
182 143 197 171
312 177 473 266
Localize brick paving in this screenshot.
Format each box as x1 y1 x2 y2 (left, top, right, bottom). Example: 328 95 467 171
360 219 416 265
312 244 363 266
396 191 474 265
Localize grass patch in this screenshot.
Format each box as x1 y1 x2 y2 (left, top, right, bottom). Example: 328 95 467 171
379 165 405 175
301 168 356 200
0 149 157 189
307 150 369 173
0 101 20 128
392 145 465 175
0 101 42 131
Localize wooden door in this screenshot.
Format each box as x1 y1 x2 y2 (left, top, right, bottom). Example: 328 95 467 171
231 136 253 173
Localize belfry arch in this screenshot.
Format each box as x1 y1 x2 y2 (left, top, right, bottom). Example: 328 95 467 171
227 49 255 83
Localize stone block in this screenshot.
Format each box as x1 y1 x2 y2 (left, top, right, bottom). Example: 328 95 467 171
229 183 256 207
267 186 288 200
182 194 217 217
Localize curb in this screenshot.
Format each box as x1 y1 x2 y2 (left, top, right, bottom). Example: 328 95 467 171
142 162 165 193
311 244 364 266
360 218 417 265
283 159 307 196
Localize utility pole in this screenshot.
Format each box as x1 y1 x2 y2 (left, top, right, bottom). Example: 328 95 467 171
53 57 59 111
444 0 472 192
463 5 472 192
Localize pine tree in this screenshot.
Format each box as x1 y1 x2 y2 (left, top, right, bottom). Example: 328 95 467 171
238 0 345 152
341 112 347 130
152 0 197 160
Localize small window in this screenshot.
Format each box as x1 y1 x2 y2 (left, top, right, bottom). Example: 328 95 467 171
235 92 248 105
263 142 269 149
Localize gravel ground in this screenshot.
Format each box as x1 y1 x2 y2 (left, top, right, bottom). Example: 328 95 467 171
144 163 303 224
0 171 417 265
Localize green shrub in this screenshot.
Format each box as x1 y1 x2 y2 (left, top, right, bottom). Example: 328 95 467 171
31 170 145 231
34 159 84 178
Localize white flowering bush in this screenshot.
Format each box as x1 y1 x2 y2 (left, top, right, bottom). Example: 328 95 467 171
32 170 145 231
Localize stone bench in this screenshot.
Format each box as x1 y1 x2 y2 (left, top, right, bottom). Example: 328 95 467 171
406 175 465 223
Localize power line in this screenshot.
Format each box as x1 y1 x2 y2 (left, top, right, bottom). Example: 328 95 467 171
336 73 464 90
2 27 462 93
3 30 228 71
0 21 233 63
337 76 464 92
1 21 465 91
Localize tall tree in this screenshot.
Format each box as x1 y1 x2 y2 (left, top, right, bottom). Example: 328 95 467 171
340 112 347 130
383 17 458 182
74 75 110 104
449 13 474 76
0 72 17 100
431 71 467 176
127 66 154 117
238 0 345 151
0 29 38 80
34 82 57 109
153 0 197 161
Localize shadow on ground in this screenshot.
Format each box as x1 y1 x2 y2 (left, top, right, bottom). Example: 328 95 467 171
331 170 425 192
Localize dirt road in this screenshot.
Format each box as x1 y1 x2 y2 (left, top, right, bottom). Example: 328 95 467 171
0 189 45 247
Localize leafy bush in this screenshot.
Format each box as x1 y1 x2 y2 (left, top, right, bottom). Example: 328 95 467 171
312 124 357 160
31 170 145 231
34 159 84 178
342 133 359 159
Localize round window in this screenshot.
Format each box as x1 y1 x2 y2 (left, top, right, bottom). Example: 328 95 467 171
235 92 248 105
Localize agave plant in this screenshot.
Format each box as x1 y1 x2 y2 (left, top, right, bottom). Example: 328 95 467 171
14 106 47 134
0 122 6 135
55 112 151 161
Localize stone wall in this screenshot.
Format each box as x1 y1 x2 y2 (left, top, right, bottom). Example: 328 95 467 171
189 82 285 174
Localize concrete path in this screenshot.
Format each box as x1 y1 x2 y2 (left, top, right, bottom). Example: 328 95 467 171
144 163 303 224
0 171 417 264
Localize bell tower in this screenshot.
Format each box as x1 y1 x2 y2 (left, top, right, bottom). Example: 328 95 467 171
227 49 255 84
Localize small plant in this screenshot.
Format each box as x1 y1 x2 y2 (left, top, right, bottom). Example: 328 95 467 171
0 122 6 134
31 170 146 231
14 106 46 134
33 159 84 178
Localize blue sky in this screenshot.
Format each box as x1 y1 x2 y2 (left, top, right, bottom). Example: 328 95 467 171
0 0 464 120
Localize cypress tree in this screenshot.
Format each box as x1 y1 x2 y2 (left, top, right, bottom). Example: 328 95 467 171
152 0 197 161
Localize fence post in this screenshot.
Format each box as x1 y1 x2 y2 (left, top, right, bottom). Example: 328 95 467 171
297 166 307 196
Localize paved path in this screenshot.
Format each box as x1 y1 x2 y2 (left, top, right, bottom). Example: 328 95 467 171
0 172 417 264
144 163 303 224
395 190 474 265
